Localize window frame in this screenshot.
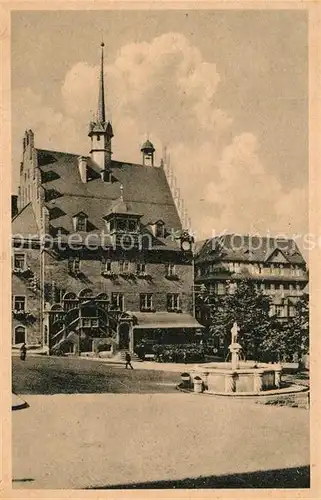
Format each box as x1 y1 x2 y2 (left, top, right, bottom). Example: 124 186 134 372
119 260 130 273
166 263 176 277
75 215 87 232
13 253 26 271
140 293 153 312
110 292 124 312
155 222 165 238
167 293 180 311
136 261 146 274
13 295 26 312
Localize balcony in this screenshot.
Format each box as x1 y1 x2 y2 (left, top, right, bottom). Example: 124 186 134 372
165 274 179 281
12 309 34 321
101 270 118 279
12 267 33 278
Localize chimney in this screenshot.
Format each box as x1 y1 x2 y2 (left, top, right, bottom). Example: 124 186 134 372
11 195 18 218
78 156 87 183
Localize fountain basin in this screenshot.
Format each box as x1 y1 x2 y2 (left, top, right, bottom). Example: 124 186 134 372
193 363 282 394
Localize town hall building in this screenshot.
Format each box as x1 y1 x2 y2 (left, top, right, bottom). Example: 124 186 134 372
11 43 200 355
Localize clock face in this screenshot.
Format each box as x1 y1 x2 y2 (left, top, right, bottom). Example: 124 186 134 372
181 240 191 251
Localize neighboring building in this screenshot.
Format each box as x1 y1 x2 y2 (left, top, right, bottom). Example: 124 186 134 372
194 234 308 327
11 43 201 354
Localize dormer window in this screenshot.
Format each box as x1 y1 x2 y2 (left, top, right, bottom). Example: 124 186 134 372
156 221 165 238
68 256 81 276
107 216 139 234
73 212 88 232
150 220 165 238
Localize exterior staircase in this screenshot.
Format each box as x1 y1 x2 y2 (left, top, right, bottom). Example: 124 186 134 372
119 350 141 362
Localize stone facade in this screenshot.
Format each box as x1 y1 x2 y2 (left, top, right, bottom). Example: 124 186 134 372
195 234 308 326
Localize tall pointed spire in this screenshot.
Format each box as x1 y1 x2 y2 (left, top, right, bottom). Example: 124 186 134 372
88 42 114 172
98 42 106 123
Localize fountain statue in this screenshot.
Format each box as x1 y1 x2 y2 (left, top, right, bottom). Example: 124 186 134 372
191 319 285 395
228 321 242 370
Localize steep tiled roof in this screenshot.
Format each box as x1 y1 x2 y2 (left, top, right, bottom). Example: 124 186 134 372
195 234 306 265
12 203 39 236
37 149 182 248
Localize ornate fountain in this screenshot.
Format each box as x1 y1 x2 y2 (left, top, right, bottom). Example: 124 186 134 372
193 322 283 395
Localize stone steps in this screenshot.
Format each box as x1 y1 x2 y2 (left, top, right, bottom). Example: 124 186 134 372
119 350 141 362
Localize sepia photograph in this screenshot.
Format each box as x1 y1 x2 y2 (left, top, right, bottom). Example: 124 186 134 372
2 2 318 494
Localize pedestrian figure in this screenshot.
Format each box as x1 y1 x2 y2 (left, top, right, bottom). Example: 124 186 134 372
125 352 133 369
20 343 27 361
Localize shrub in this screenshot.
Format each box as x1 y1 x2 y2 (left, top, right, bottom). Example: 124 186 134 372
95 342 113 354
152 344 205 363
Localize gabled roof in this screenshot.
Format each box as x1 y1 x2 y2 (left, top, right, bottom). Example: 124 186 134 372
195 234 306 265
264 247 290 263
12 203 39 236
36 148 182 245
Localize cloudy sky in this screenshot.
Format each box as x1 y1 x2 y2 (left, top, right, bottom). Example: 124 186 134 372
12 9 308 243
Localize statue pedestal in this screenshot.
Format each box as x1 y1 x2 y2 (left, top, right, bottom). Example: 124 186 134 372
228 342 242 370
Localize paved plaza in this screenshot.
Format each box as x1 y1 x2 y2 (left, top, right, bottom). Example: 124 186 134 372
13 392 309 489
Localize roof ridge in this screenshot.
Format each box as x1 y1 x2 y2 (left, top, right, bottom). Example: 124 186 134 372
12 201 32 221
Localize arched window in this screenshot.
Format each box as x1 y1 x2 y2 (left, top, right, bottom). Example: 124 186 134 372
15 325 26 344
78 288 93 299
62 292 78 311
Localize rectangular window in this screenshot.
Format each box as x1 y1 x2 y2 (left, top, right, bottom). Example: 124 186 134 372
111 293 124 311
155 223 165 238
288 305 295 317
119 260 130 273
14 253 26 270
167 293 180 311
14 296 26 311
217 283 225 295
128 219 138 233
75 216 87 232
68 256 81 274
140 293 153 311
166 263 176 276
275 305 285 318
136 262 146 274
101 258 112 273
269 304 276 316
117 219 127 232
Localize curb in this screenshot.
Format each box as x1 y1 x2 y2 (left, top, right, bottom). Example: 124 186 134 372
12 393 29 411
176 384 309 398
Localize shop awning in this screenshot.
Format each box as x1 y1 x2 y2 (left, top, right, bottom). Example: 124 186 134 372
132 312 204 330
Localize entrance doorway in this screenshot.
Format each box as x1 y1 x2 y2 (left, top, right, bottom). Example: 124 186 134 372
119 322 130 350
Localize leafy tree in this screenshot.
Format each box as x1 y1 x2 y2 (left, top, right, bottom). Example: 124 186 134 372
195 280 309 365
200 280 273 361
259 293 309 367
287 293 309 368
